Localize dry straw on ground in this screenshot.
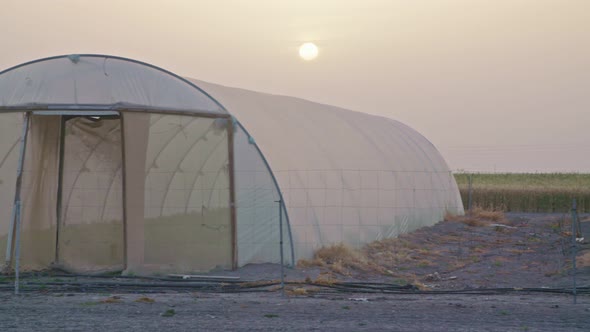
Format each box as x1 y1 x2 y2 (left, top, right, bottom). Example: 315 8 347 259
444 206 509 226
298 208 513 282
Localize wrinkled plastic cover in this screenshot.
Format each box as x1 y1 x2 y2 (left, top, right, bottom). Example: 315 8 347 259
191 79 464 260
0 55 225 114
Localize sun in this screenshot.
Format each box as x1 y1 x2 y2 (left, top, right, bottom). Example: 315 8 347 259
299 42 319 61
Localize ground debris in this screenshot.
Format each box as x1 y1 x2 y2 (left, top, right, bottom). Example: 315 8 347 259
424 272 442 282
161 309 176 317
135 297 155 303
348 297 369 302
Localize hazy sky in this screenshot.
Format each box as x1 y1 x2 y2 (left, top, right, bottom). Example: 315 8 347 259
1 0 589 172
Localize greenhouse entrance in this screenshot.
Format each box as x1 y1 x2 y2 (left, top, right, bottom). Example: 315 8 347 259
7 111 235 275
15 112 126 273
56 113 125 273
1 55 299 284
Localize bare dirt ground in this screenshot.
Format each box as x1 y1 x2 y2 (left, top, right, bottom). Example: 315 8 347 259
0 213 589 331
0 292 588 331
212 212 590 290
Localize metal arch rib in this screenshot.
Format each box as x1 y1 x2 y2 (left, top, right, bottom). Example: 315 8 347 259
0 53 229 115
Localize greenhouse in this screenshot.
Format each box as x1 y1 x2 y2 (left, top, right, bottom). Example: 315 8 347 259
0 54 463 275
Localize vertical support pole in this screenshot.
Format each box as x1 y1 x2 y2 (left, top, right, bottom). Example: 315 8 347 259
54 116 66 265
571 198 577 304
12 112 30 295
227 118 238 270
467 173 473 212
5 113 30 268
4 206 17 268
277 199 285 297
14 201 22 295
120 113 128 270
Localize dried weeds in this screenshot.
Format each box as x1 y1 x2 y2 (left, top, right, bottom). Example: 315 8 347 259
296 211 579 289
287 287 309 296
445 206 509 226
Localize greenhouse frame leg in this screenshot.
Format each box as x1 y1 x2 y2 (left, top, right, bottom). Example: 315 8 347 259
6 112 30 294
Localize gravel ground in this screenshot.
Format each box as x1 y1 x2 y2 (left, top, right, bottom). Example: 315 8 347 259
0 291 589 331
1 213 588 331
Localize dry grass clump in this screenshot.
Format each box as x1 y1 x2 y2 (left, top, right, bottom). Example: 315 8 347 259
314 271 340 285
471 207 507 223
297 243 382 275
298 236 443 277
297 206 515 280
445 206 509 227
287 287 309 296
364 237 434 268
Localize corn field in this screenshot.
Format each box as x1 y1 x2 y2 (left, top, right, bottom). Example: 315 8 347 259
454 173 590 213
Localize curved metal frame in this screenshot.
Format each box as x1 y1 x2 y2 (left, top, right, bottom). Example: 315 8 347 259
0 54 296 268
0 54 227 113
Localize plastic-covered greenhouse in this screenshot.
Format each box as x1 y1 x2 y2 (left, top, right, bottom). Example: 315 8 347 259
0 54 463 276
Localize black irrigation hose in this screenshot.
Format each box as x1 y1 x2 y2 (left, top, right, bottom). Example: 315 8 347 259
13 272 246 284
0 277 588 295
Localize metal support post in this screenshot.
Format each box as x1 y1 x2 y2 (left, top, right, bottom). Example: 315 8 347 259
11 112 30 295
14 201 22 295
5 113 30 268
277 199 285 297
570 198 578 304
467 173 473 212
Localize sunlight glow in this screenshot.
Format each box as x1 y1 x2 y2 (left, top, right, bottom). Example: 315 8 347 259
299 42 319 61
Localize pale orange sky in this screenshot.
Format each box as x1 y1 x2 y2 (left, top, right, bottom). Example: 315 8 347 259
1 0 589 172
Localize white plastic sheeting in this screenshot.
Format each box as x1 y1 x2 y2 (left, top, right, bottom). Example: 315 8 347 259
123 113 232 273
0 54 462 274
191 79 464 260
19 115 61 270
0 55 225 114
234 123 293 266
0 114 24 262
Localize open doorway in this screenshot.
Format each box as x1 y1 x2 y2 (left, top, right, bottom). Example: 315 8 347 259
56 114 124 272
10 111 235 275
17 113 124 273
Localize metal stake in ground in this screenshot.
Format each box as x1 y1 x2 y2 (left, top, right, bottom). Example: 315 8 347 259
571 198 577 304
14 201 22 295
467 173 473 212
276 199 285 297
